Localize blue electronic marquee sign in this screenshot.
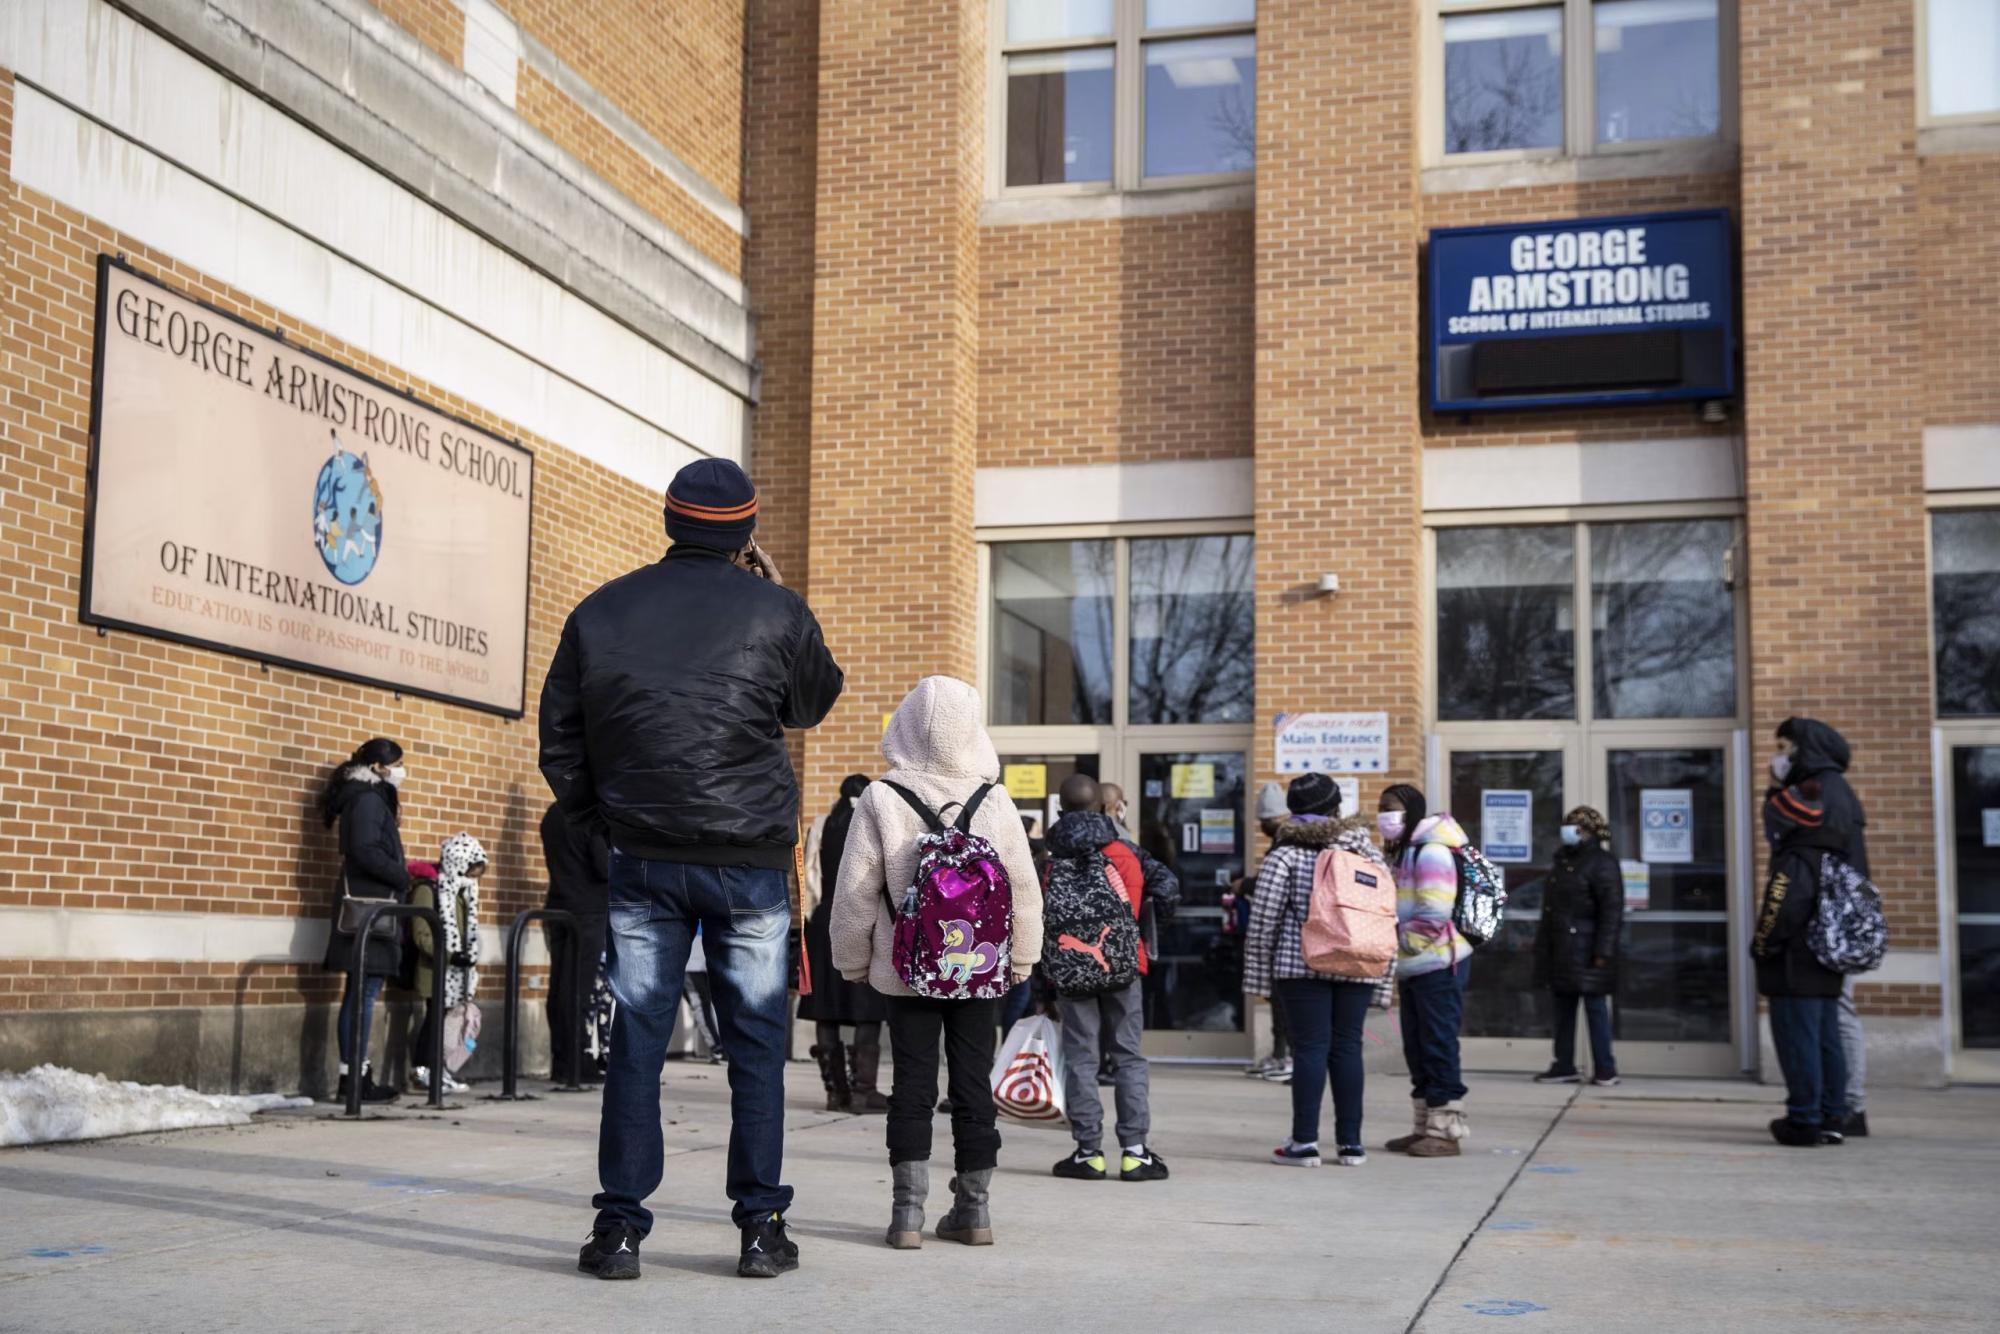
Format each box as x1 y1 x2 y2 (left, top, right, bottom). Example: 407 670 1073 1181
1427 209 1736 412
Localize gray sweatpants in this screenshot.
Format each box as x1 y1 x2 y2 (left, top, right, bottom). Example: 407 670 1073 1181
1838 975 1866 1114
1058 979 1149 1151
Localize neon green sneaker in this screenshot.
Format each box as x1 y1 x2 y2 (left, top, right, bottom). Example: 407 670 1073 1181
1052 1148 1106 1180
1120 1146 1169 1182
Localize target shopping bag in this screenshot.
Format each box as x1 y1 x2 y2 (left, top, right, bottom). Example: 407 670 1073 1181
991 1015 1066 1124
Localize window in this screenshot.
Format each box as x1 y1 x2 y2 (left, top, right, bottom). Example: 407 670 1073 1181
1129 535 1255 723
1434 0 1724 159
999 0 1256 192
1436 519 1740 722
990 540 1115 725
1924 0 2000 123
1934 510 2000 717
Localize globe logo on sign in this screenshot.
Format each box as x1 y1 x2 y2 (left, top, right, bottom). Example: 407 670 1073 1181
312 436 384 585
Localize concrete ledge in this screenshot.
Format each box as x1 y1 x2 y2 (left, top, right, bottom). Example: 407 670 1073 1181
974 458 1254 528
1423 438 1743 511
1925 424 2000 492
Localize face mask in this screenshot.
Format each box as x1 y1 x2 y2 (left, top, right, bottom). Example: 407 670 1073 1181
1377 811 1406 841
385 765 408 788
1560 824 1581 846
1769 752 1791 784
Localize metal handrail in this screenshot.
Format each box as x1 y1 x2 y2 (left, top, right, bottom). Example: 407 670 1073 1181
344 903 446 1117
498 908 583 1099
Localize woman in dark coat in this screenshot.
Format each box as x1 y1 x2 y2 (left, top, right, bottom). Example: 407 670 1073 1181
320 737 411 1104
797 774 887 1112
1532 805 1623 1085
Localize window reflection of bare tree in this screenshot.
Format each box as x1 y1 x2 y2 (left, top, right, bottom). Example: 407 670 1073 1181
1210 87 1257 171
1591 523 1734 717
1438 530 1573 721
1070 542 1117 720
1130 536 1255 724
1446 40 1562 153
1935 564 2000 715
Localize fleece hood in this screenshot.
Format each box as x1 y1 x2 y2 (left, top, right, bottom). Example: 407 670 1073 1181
1409 813 1470 848
1046 810 1120 857
881 675 999 782
1781 717 1852 780
439 832 487 881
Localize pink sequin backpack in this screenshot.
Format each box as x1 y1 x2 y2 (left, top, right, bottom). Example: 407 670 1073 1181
881 782 1015 1000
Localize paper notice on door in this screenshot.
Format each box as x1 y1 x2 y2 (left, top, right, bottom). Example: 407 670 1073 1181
1641 788 1693 864
1620 859 1651 911
1335 777 1361 822
1481 789 1532 863
1984 808 2000 848
1181 822 1201 854
1002 763 1047 801
1200 809 1235 854
1171 762 1216 800
1144 779 1165 799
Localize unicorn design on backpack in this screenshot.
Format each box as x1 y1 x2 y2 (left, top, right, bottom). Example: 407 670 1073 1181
937 919 1002 985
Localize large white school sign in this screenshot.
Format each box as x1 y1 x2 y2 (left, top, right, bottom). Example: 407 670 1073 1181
82 259 534 715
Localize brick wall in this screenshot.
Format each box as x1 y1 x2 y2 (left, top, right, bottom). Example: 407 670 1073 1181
803 0 984 806
371 0 465 68
1920 156 2000 427
1252 0 1426 790
979 209 1255 469
1738 0 1935 952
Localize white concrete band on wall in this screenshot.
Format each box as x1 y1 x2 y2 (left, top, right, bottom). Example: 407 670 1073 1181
0 907 546 967
1925 425 2000 492
974 459 1255 528
1 0 745 492
1422 437 1744 511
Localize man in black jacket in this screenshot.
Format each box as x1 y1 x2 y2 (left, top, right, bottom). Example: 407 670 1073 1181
541 457 843 1281
541 801 609 1086
1753 777 1850 1146
1775 717 1871 1137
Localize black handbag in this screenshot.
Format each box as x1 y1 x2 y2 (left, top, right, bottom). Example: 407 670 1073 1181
337 875 401 939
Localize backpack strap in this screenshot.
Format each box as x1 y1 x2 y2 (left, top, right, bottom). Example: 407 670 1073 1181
954 783 995 834
882 781 944 833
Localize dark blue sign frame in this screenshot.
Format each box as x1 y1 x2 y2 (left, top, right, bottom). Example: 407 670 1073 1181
1427 208 1736 412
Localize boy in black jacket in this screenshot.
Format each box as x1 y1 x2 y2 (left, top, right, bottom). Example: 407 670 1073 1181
1752 779 1849 1146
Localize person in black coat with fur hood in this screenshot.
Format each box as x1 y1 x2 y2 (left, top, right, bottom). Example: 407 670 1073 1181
1531 805 1622 1086
320 737 411 1104
1753 772 1850 1146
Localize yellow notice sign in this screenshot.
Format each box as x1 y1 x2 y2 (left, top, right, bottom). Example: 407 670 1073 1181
1003 764 1047 801
1170 762 1215 800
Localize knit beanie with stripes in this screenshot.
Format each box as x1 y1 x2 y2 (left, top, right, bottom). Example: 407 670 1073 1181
664 457 758 551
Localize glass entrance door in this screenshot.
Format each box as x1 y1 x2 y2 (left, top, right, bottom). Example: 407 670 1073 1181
1951 744 2000 1077
1125 744 1247 1056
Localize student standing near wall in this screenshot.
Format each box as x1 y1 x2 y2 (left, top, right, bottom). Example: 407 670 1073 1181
542 801 610 1083
319 738 411 1105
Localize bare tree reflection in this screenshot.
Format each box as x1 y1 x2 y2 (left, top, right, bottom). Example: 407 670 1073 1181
1437 529 1574 721
1131 536 1255 724
1446 39 1562 154
1210 87 1257 171
1591 522 1735 718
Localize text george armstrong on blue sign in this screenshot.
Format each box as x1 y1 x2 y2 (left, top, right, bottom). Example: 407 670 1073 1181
1428 209 1736 412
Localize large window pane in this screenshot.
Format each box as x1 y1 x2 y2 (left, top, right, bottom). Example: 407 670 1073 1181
991 541 1114 725
1130 535 1255 724
1451 748 1565 1038
1437 526 1576 721
1146 0 1256 28
1953 746 2000 1047
1591 519 1736 719
1008 0 1115 43
1134 750 1247 1031
1928 0 2000 119
1006 49 1116 187
1444 6 1565 154
1143 35 1257 176
1934 510 2000 716
1594 0 1720 143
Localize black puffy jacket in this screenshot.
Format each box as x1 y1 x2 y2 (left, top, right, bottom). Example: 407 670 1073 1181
538 544 844 869
1532 841 1622 996
1780 717 1869 876
322 773 409 977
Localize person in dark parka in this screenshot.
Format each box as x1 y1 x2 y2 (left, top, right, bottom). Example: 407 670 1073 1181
320 737 411 1105
542 801 611 1082
797 774 888 1112
1532 805 1623 1086
1753 776 1849 1146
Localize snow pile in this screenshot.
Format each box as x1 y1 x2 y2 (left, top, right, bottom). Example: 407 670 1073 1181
0 1065 313 1147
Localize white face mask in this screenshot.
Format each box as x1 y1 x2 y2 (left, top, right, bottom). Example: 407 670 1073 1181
1769 752 1791 784
1377 811 1406 841
385 765 408 788
1560 824 1581 846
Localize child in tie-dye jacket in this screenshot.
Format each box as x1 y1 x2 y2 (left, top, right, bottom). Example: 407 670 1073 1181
1377 784 1473 1159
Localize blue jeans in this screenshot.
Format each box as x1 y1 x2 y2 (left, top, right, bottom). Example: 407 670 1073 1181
1768 995 1848 1127
998 976 1035 1032
1274 978 1375 1148
337 973 386 1066
1398 959 1470 1107
594 852 792 1234
1551 992 1617 1078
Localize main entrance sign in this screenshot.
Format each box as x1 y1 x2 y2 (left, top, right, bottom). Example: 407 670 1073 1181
82 258 534 716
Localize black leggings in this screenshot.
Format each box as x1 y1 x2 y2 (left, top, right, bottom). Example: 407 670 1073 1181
884 996 1000 1171
815 1020 883 1048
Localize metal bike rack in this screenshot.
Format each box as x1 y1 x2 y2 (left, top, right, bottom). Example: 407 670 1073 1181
493 908 584 1100
344 903 446 1118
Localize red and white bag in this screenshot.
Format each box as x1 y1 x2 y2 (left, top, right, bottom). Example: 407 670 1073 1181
1302 847 1398 978
990 1015 1066 1124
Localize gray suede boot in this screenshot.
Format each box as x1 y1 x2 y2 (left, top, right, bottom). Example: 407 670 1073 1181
886 1160 928 1249
935 1168 994 1246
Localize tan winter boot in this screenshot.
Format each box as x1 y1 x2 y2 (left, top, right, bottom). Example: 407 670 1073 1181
1384 1098 1428 1153
1406 1102 1467 1158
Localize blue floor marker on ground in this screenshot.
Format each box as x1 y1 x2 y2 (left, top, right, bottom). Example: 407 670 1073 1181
26 1246 108 1259
1463 1299 1549 1316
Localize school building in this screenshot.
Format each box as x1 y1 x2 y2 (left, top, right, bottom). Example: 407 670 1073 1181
1 0 1997 1092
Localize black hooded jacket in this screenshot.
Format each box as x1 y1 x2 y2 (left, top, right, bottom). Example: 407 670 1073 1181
1752 780 1847 998
1045 810 1181 963
1780 717 1869 877
538 545 845 869
1533 838 1622 996
322 771 408 977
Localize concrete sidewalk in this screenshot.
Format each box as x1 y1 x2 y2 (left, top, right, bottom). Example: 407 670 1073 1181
1 1062 1995 1332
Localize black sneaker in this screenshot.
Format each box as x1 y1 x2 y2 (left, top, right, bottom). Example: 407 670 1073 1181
1334 1145 1367 1167
737 1212 799 1278
578 1225 641 1280
1053 1147 1107 1181
337 1071 400 1105
1818 1128 1845 1146
1842 1111 1869 1138
1119 1147 1169 1182
1532 1066 1582 1084
1271 1142 1321 1168
1768 1117 1820 1148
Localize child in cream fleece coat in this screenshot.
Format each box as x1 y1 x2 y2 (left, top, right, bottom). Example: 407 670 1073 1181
831 675 1042 1251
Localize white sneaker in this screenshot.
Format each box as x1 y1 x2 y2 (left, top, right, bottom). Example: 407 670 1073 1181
410 1066 433 1092
1259 1059 1294 1084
